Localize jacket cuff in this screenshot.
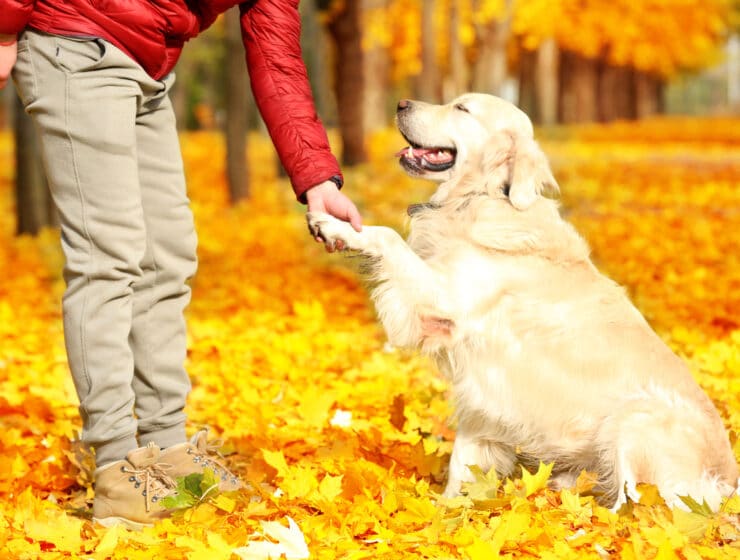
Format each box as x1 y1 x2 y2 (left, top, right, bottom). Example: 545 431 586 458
295 173 344 204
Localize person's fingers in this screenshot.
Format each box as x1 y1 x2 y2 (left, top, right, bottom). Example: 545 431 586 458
328 194 362 232
306 190 362 238
347 205 362 232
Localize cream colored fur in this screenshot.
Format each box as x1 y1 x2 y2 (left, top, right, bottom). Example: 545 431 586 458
307 93 738 510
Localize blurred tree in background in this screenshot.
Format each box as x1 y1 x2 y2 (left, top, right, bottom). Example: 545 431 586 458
6 0 738 232
13 96 54 235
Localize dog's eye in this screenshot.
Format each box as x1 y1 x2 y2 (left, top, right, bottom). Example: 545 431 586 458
454 103 470 113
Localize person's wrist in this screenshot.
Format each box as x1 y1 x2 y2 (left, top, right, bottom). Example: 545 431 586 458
306 180 338 202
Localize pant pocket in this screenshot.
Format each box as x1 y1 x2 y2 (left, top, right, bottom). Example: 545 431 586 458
53 35 108 74
11 38 38 108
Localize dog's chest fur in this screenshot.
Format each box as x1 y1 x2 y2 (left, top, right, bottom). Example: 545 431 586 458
401 201 607 460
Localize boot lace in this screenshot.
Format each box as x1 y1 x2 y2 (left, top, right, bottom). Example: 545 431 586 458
187 436 239 486
122 462 176 512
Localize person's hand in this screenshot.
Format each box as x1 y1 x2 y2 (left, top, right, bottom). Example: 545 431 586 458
0 34 18 90
305 180 362 234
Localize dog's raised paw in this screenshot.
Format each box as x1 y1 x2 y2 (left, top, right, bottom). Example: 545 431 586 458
306 212 351 252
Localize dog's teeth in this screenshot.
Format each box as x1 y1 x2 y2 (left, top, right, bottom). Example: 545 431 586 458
408 147 414 158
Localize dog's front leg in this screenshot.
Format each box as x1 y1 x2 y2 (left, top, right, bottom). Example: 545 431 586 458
307 212 450 347
444 432 515 498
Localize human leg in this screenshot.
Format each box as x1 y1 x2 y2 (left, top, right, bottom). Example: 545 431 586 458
14 31 151 466
129 74 198 450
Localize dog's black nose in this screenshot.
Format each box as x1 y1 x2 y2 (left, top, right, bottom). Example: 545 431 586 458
397 99 411 112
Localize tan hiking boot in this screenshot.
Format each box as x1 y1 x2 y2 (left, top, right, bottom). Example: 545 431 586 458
159 429 241 492
92 442 177 529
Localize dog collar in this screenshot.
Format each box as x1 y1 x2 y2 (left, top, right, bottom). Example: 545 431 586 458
407 191 490 217
407 202 441 216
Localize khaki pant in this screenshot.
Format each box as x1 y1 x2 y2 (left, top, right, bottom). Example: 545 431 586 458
13 30 197 466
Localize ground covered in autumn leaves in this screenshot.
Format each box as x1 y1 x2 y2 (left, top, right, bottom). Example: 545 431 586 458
1 118 739 559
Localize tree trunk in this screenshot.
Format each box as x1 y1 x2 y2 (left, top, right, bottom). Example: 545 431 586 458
363 0 390 132
414 0 440 102
517 47 537 118
327 1 367 165
170 54 194 130
444 2 468 100
558 51 598 123
634 71 663 118
472 0 512 97
300 0 334 123
1 86 14 130
534 38 559 125
14 95 55 235
598 63 635 121
224 8 249 202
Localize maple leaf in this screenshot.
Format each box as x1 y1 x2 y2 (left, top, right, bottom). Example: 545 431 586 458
676 495 715 517
521 462 554 497
232 517 309 560
160 468 221 510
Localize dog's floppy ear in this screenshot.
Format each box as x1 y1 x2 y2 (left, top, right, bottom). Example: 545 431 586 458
482 131 559 210
508 135 559 210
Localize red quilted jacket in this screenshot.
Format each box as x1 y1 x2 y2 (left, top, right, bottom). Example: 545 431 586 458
1 0 342 200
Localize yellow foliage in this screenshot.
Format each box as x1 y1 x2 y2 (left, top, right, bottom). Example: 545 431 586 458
512 0 732 75
1 120 739 557
373 0 730 81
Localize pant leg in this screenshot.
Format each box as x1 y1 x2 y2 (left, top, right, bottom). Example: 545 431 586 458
13 31 155 466
131 73 198 449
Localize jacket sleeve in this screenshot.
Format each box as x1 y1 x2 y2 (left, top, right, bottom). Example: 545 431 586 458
240 0 343 201
0 0 35 35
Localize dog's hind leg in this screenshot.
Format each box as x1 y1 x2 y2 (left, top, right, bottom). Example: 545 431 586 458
602 392 738 512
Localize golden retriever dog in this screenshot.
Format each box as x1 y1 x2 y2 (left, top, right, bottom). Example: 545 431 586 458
307 93 738 510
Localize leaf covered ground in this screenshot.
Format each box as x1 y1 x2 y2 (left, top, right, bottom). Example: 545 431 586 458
0 118 739 559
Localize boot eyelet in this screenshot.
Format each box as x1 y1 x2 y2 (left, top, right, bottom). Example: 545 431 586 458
134 482 141 488
120 466 126 472
129 476 136 482
152 496 158 503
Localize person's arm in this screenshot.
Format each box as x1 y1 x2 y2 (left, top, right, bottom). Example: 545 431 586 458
0 0 35 89
240 0 361 231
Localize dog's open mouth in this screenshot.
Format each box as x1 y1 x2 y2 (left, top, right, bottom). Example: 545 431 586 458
396 144 456 173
